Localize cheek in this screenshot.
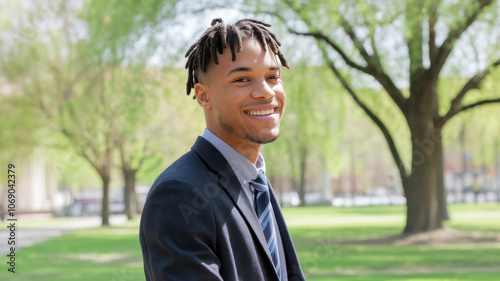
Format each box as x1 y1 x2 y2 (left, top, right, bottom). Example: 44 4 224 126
274 84 286 101
214 96 238 115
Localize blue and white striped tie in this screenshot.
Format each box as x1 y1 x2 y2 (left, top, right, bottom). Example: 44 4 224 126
251 172 281 280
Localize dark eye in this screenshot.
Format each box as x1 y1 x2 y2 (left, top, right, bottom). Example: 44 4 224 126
234 78 250 83
268 75 280 80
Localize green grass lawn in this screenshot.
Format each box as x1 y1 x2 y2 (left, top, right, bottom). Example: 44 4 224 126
1 203 499 281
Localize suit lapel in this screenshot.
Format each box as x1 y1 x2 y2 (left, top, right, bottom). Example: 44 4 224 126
191 137 275 266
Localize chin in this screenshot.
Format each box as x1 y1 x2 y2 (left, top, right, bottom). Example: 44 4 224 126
247 128 280 144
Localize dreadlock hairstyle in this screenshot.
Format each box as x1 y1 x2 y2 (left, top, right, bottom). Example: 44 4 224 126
184 18 290 97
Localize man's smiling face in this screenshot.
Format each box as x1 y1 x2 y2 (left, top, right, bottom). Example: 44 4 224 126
195 38 286 155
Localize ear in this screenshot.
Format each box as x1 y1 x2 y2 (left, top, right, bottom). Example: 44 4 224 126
194 83 212 109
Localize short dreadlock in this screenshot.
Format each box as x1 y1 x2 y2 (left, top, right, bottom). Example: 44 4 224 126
184 18 290 96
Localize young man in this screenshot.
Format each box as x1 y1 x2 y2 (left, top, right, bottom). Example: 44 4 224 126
140 18 305 281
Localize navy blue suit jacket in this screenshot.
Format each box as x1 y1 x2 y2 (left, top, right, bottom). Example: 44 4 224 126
139 137 305 281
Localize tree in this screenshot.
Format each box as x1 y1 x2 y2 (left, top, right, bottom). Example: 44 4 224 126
0 2 119 225
110 66 203 219
1 0 180 224
106 66 165 220
81 0 181 220
254 0 500 233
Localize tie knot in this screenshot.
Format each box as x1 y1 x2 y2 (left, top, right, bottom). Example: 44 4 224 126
251 172 268 192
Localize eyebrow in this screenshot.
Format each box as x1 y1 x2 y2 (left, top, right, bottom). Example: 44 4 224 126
225 65 281 77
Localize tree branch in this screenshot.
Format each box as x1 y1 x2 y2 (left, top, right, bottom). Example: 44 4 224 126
339 16 373 64
438 59 500 125
368 26 379 65
322 53 408 179
135 140 152 172
460 98 500 113
340 16 410 115
289 27 408 114
58 99 104 169
280 0 409 113
59 125 100 172
432 0 493 73
406 1 424 75
428 2 438 63
117 139 128 170
288 29 368 73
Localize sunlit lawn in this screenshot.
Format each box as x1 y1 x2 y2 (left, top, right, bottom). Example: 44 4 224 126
1 203 499 281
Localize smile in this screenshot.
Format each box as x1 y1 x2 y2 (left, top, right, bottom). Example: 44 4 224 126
246 108 275 116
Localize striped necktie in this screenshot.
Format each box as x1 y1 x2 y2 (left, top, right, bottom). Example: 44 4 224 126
251 172 282 280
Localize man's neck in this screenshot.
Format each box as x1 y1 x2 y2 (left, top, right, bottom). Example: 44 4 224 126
205 130 261 164
224 139 261 164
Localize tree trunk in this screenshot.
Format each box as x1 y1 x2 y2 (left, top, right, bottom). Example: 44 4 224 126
435 137 449 220
349 146 357 196
496 140 500 203
298 148 307 207
403 121 447 233
459 126 467 203
269 175 284 206
100 142 113 226
101 172 110 226
123 168 138 220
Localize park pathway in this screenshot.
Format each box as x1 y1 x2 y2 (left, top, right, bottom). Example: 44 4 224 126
0 215 127 256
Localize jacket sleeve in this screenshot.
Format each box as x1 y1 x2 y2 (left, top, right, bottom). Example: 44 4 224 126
139 178 222 281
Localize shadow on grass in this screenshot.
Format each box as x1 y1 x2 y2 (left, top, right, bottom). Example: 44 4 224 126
287 214 500 281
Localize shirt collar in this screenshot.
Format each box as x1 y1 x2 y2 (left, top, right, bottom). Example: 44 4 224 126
201 128 265 183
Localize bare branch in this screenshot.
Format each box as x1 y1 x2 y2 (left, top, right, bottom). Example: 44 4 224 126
289 28 409 114
437 98 500 126
135 140 151 172
373 73 408 115
288 29 368 73
438 59 500 125
432 0 493 73
460 98 500 113
283 2 409 114
59 126 100 172
117 140 127 170
406 0 426 76
339 16 372 63
368 27 379 64
322 52 408 179
428 2 438 63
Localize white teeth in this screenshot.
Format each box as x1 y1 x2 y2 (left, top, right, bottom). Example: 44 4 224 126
247 109 275 116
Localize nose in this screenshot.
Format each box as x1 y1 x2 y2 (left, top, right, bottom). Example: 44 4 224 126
251 79 275 100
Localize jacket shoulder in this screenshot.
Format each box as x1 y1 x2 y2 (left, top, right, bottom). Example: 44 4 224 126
152 149 210 188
